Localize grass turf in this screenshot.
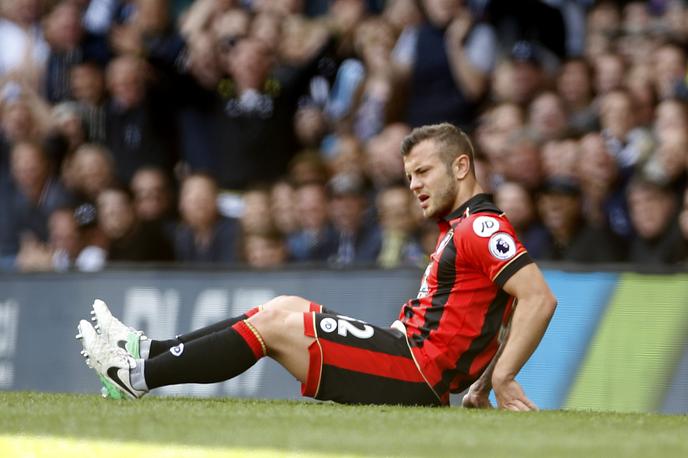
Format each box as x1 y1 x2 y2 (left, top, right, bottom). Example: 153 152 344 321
1 392 687 457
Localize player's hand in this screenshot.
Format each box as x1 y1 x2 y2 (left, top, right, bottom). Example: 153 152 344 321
461 382 493 409
492 377 538 411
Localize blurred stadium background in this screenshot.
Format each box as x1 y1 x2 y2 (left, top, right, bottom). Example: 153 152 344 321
1 0 688 415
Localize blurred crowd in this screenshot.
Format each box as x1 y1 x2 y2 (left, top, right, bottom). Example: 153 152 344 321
1 0 688 272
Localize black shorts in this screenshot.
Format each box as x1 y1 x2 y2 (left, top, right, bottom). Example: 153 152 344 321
301 307 440 406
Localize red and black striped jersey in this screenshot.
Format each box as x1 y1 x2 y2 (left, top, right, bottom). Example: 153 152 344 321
399 193 532 401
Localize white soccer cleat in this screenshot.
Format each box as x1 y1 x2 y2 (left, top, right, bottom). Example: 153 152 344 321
77 320 147 400
91 299 147 359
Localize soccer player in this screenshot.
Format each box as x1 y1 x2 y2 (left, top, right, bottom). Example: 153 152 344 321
77 123 556 410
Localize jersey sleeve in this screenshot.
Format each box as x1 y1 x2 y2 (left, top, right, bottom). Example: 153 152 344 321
458 214 533 288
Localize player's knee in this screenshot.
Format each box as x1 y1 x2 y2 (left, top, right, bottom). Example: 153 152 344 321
263 295 308 312
249 308 302 346
250 308 290 333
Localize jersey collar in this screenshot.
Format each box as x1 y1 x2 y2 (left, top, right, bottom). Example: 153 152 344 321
441 193 494 222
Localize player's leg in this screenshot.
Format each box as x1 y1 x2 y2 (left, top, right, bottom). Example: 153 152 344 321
81 296 316 398
146 295 316 358
92 296 318 359
78 296 313 397
139 297 314 390
245 304 314 381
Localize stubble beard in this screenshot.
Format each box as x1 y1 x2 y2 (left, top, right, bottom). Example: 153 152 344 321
424 180 458 220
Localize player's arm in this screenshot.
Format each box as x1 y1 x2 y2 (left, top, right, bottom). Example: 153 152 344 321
492 263 557 411
462 319 512 409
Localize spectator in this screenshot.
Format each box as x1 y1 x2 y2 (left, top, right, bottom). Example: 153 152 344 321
174 173 240 264
537 177 625 263
491 41 546 107
486 0 567 60
209 6 251 44
383 0 421 33
16 210 72 272
654 98 687 143
600 89 654 177
5 141 73 252
287 182 337 263
244 230 288 269
104 55 177 184
240 186 275 236
627 176 682 264
57 205 107 271
475 102 525 170
323 133 365 178
642 130 688 188
577 132 632 239
97 186 173 263
250 10 283 54
70 61 107 143
321 0 365 60
376 184 423 267
396 0 497 129
0 0 49 83
494 181 549 259
130 166 175 225
499 130 543 191
652 41 686 101
556 57 597 134
327 173 381 266
287 152 330 187
43 1 86 103
44 207 82 271
110 0 185 65
0 89 51 163
346 17 405 141
294 101 328 149
73 202 108 271
593 53 626 96
616 2 656 66
184 35 327 189
67 143 115 205
662 1 688 44
585 2 620 47
183 31 222 92
49 102 87 155
528 91 569 142
270 178 298 236
364 122 410 192
625 62 656 128
15 206 105 272
541 137 580 181
179 0 239 42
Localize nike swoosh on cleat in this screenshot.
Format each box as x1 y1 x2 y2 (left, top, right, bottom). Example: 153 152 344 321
106 366 137 398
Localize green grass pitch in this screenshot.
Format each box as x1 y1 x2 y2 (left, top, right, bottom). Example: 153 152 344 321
1 392 687 457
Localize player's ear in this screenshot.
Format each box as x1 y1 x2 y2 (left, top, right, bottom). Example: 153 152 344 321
452 154 470 181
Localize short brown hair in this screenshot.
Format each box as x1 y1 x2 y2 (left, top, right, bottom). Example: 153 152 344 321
400 123 476 175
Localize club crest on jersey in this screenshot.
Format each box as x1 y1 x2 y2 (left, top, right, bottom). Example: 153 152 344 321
472 216 500 237
488 233 516 260
432 229 454 260
438 229 454 251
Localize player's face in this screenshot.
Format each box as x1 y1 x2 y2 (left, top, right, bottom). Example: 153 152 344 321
403 140 459 220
